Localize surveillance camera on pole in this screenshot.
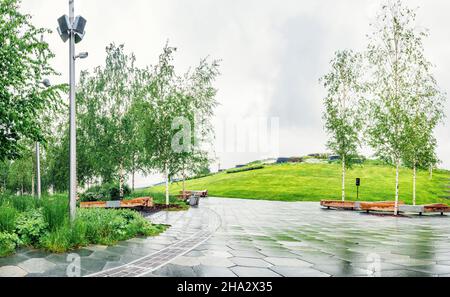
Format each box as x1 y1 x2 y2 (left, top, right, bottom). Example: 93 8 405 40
57 0 87 223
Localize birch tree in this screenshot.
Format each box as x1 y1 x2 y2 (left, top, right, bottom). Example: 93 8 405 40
138 45 220 205
77 44 138 197
138 46 179 205
321 50 363 201
366 1 433 214
403 64 445 206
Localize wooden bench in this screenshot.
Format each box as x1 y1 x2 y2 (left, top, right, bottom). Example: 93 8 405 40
399 204 450 216
80 197 154 209
359 201 405 213
320 200 360 210
177 190 208 201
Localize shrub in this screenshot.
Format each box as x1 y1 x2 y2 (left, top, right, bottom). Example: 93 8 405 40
80 183 131 202
0 232 20 257
10 196 39 212
76 208 166 245
39 220 88 253
0 194 168 257
41 197 69 231
108 183 131 201
15 209 48 246
226 165 264 174
0 206 18 233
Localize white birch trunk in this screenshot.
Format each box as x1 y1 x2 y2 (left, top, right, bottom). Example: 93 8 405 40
394 159 400 216
32 173 35 197
182 163 186 195
342 156 346 202
165 164 170 206
413 164 417 206
119 161 124 199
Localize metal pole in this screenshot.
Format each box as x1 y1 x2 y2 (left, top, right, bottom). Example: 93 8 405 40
36 35 43 200
69 0 77 222
36 142 41 199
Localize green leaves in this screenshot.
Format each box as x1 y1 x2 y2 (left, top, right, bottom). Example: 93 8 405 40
321 50 363 168
366 0 445 169
0 0 61 161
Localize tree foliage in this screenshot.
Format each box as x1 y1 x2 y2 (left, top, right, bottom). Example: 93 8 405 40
0 0 61 161
321 50 364 201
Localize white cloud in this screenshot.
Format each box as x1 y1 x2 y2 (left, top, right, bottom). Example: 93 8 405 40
20 0 450 186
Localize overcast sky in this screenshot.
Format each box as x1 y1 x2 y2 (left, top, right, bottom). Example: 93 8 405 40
20 0 450 187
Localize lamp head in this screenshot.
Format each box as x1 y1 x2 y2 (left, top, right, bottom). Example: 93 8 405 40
42 79 51 88
57 15 71 42
75 52 89 60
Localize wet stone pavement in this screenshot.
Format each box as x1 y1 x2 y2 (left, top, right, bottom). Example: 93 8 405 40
2 197 450 277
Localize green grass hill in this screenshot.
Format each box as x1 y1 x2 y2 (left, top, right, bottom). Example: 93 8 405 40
151 162 450 205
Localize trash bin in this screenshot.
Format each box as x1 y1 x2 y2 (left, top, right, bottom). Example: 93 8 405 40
189 195 200 207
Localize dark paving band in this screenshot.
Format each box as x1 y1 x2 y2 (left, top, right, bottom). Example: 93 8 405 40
87 207 221 277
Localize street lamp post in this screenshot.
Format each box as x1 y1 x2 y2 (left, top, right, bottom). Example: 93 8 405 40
36 79 52 200
58 0 87 222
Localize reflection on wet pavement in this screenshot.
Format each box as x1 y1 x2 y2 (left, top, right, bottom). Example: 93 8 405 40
3 197 450 277
152 198 450 277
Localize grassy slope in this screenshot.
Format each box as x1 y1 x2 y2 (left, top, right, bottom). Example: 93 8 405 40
152 163 450 205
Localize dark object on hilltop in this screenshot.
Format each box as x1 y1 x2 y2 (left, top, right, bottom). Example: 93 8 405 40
289 157 304 163
329 155 341 161
277 158 290 164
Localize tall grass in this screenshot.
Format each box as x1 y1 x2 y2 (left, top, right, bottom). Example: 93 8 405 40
0 206 18 233
0 194 168 256
41 196 69 231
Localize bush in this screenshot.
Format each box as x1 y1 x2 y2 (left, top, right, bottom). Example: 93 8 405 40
226 165 265 174
15 209 48 246
0 206 18 233
0 194 168 257
39 220 88 253
80 183 131 202
41 197 69 231
0 232 20 257
9 196 39 212
76 208 157 244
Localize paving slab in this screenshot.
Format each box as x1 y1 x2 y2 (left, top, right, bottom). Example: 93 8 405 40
230 257 272 268
231 266 282 277
270 266 330 277
18 258 56 274
4 198 450 277
0 266 28 277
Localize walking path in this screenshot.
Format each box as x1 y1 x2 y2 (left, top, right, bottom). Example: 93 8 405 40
2 197 450 277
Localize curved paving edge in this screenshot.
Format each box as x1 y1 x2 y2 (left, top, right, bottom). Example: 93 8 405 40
87 206 222 277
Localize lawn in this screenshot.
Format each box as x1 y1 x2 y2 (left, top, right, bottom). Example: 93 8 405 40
151 163 450 205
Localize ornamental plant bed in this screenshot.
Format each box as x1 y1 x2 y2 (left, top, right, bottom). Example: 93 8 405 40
0 195 168 257
139 203 190 216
